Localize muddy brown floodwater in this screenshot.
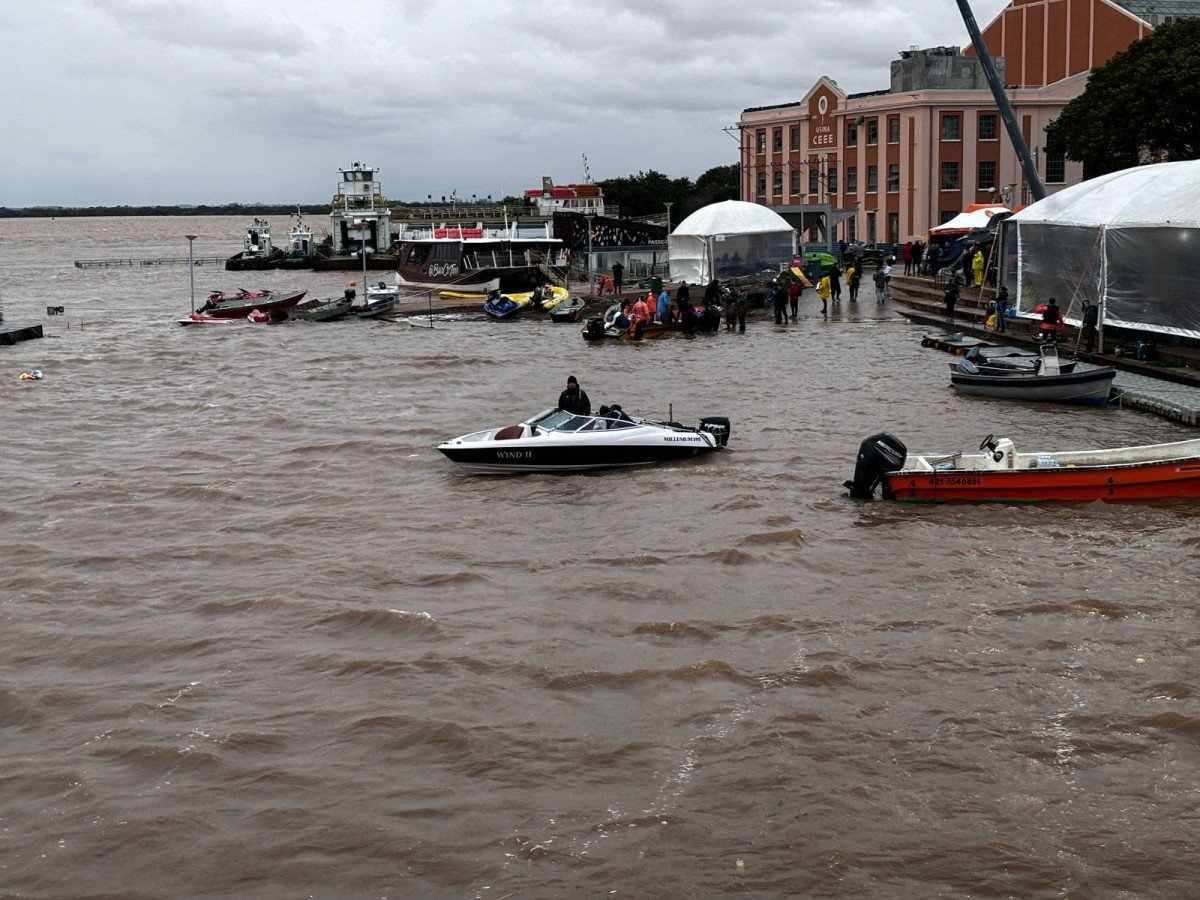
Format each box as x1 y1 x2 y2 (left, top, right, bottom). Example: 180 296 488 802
2 216 1199 898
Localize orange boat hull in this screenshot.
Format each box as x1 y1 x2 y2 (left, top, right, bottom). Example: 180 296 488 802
886 459 1200 502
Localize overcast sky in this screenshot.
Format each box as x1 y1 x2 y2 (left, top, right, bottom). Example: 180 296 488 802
2 0 1008 206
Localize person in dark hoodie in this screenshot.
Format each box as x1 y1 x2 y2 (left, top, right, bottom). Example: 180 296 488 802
557 375 591 415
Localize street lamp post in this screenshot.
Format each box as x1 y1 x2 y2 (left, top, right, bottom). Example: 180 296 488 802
353 218 371 309
185 234 197 313
584 213 595 295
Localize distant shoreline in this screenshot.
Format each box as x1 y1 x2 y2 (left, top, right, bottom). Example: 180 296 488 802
0 204 331 219
0 200 532 219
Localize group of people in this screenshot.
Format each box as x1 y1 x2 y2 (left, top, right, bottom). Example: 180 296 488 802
900 240 927 276
612 279 716 335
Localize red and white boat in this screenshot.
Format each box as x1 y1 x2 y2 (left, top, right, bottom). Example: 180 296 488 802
847 432 1200 503
195 289 307 319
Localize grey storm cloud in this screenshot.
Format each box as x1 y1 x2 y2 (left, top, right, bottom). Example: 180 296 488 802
1 0 1008 206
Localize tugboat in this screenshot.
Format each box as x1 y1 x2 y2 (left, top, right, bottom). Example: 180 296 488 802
277 212 330 269
225 219 285 270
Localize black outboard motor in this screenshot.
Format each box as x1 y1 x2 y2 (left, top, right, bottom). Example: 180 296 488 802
583 317 606 341
845 433 907 499
699 416 731 448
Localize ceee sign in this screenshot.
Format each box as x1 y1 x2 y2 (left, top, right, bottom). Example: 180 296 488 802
809 92 838 149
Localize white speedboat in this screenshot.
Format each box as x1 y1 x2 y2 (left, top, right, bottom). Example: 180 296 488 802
437 407 730 473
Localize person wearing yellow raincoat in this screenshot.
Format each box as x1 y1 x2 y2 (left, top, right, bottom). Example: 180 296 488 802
816 274 832 316
972 249 984 287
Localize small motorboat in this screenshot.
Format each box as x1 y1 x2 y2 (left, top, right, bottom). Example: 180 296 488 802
353 278 400 318
483 290 530 320
949 345 1113 404
294 296 353 322
963 346 1076 375
437 406 731 473
846 432 1200 502
196 288 306 320
581 303 723 342
550 296 586 323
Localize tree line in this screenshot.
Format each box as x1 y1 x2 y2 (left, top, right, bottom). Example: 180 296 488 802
0 164 741 219
596 165 740 220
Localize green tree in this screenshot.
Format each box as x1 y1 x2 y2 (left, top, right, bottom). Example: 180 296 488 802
1046 20 1200 178
597 170 693 218
686 164 740 214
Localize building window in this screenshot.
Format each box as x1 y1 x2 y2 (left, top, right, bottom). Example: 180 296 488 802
847 167 858 193
888 212 900 244
827 165 838 194
773 128 783 153
1046 149 1066 184
809 167 819 195
940 161 960 190
756 173 766 197
867 165 878 193
867 211 877 243
887 164 900 193
790 168 802 194
888 116 900 144
790 126 802 151
941 114 961 141
848 215 857 242
978 113 998 140
939 209 957 225
866 118 879 145
977 160 997 191
773 170 783 195
847 122 858 146
756 129 766 154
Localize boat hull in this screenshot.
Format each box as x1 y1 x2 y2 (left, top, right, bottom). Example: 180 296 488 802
885 459 1200 502
438 442 716 473
950 367 1115 404
550 299 586 322
294 297 353 322
200 290 307 319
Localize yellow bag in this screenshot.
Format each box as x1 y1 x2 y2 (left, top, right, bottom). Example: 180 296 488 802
985 314 997 328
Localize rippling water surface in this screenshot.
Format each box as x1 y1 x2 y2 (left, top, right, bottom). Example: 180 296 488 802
2 217 1200 898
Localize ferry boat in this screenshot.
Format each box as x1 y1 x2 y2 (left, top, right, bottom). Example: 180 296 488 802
394 222 567 293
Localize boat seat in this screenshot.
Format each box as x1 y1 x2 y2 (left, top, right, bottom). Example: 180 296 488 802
494 425 525 441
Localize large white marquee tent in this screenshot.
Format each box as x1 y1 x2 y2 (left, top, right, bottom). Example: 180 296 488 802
1005 160 1200 339
668 200 796 285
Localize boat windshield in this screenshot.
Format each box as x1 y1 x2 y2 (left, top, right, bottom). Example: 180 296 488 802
528 410 636 432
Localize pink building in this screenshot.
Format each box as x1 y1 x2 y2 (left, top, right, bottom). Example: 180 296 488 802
737 0 1173 244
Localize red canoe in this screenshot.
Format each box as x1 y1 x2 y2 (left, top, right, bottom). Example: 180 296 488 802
884 435 1200 502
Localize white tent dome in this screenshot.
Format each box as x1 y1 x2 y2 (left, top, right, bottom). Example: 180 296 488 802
1011 160 1200 228
672 200 794 237
669 200 795 285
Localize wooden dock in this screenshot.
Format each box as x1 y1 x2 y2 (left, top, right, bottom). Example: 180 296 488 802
74 256 225 269
0 321 44 346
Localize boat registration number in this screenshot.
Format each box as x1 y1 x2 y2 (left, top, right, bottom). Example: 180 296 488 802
931 475 983 487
